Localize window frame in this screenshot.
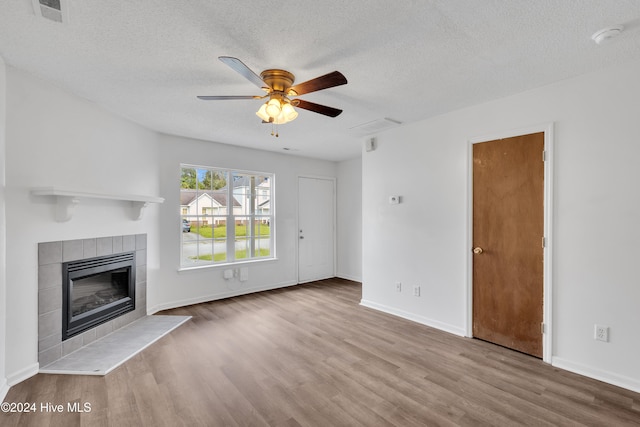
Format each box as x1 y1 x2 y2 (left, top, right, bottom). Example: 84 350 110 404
179 164 275 269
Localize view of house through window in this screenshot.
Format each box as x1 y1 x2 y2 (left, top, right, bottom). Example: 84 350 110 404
180 165 274 267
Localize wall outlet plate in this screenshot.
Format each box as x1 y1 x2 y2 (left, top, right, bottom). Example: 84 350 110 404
594 324 609 342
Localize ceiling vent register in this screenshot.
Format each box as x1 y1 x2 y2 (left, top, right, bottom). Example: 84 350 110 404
349 118 402 136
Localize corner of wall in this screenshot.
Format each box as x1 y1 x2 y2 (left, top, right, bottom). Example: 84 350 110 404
6 363 39 387
0 55 8 401
0 380 8 402
336 157 362 282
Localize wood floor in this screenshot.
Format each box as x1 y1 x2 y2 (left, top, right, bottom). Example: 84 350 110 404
3 278 640 426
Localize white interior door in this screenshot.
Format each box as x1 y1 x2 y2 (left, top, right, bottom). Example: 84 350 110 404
298 177 335 283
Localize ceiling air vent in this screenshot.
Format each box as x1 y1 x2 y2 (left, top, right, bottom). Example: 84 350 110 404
349 118 402 136
32 0 67 23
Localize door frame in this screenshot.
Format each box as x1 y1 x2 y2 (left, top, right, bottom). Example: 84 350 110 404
466 123 554 363
297 175 337 283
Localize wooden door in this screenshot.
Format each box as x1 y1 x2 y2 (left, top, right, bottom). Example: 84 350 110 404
298 177 335 283
472 132 544 358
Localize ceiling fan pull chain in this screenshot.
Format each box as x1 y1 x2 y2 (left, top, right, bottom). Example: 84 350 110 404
269 122 279 137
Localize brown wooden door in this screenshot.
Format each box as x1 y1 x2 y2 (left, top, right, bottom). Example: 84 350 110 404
472 132 544 358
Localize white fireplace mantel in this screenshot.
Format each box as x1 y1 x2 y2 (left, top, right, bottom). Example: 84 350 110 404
31 187 165 222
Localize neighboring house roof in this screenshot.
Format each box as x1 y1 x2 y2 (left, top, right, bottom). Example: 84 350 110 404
232 176 269 188
180 189 241 207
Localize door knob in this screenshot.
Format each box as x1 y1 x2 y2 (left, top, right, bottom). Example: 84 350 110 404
473 247 484 254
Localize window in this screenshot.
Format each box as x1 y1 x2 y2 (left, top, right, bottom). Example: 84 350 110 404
180 165 274 267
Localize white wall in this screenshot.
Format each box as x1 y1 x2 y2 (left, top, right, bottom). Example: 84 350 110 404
337 157 362 282
152 134 338 312
4 67 161 384
0 57 8 400
362 59 640 392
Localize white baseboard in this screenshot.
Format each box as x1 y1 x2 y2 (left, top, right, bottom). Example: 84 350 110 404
359 299 466 337
336 273 362 283
0 378 8 402
552 356 640 394
6 363 39 387
148 281 298 314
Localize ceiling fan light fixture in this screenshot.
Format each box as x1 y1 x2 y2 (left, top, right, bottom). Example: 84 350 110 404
281 102 298 122
256 103 270 121
266 98 282 118
273 105 297 125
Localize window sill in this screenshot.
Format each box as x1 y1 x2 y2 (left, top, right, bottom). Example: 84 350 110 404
177 257 278 273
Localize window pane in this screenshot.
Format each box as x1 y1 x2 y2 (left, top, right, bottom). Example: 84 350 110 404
181 216 197 265
254 175 270 212
200 169 227 191
235 216 250 259
232 173 250 215
181 167 197 189
181 165 273 267
212 219 227 262
188 218 227 263
253 218 271 257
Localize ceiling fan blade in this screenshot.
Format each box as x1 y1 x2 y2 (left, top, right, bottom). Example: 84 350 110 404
219 56 268 89
197 95 260 100
295 99 343 117
288 71 347 96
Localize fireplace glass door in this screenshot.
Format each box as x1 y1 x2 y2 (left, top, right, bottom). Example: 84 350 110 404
63 252 136 340
71 267 130 316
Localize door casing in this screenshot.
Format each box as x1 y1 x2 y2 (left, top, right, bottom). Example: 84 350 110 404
466 123 554 363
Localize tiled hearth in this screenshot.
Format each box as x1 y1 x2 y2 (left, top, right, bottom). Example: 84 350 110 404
38 234 148 368
40 315 190 375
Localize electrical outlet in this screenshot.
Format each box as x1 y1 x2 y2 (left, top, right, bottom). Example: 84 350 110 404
594 324 609 342
395 282 402 292
413 285 420 297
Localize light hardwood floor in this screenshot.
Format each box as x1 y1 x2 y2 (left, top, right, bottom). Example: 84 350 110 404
2 278 640 426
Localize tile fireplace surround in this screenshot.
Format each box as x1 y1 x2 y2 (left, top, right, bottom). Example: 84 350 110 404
38 234 147 368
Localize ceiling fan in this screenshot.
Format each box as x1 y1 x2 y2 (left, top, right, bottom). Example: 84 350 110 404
198 57 347 135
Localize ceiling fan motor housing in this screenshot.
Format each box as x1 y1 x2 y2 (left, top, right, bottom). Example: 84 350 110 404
260 69 295 93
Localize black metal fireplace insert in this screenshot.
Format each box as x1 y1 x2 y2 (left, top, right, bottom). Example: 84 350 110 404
62 252 136 340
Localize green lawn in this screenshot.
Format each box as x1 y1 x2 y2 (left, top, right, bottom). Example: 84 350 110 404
191 248 270 261
191 224 270 239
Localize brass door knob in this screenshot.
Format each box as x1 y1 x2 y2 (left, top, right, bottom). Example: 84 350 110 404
473 247 484 254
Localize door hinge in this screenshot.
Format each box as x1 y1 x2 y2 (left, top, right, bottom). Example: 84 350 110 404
541 322 545 334
542 237 546 248
542 150 546 162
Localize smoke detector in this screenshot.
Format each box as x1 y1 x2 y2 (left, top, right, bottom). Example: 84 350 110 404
31 0 68 23
591 26 624 45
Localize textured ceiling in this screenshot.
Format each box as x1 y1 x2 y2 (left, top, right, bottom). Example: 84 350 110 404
1 0 639 161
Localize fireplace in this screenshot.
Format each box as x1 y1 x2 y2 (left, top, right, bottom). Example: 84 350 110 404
62 252 136 340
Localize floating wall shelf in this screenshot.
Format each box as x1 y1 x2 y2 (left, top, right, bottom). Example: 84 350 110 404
31 187 165 222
